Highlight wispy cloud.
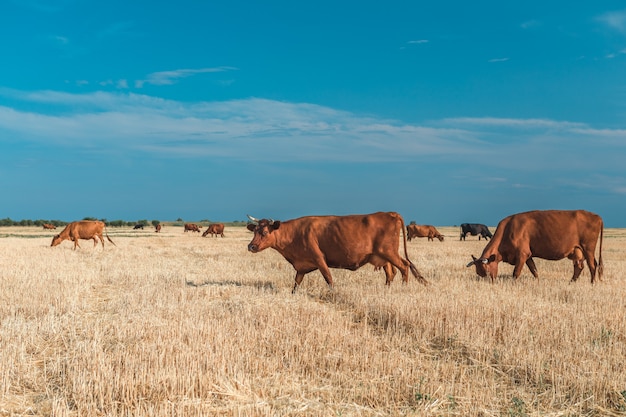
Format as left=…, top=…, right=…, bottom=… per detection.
left=97, top=21, right=135, bottom=40
left=0, top=90, right=624, bottom=189
left=135, top=67, right=238, bottom=88
left=408, top=40, right=429, bottom=44
left=605, top=48, right=626, bottom=58
left=520, top=20, right=540, bottom=30
left=597, top=9, right=626, bottom=33
left=0, top=88, right=625, bottom=211
left=488, top=57, right=509, bottom=63
left=53, top=35, right=69, bottom=45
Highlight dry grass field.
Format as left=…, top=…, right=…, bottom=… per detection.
left=1, top=224, right=625, bottom=416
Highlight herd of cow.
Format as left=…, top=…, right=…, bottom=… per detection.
left=45, top=209, right=604, bottom=292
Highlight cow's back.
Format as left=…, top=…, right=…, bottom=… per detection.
left=71, top=221, right=104, bottom=238
left=499, top=210, right=601, bottom=260
left=314, top=212, right=402, bottom=265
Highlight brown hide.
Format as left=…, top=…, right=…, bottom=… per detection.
left=51, top=221, right=116, bottom=249
left=407, top=224, right=444, bottom=241
left=468, top=210, right=603, bottom=283
left=42, top=223, right=56, bottom=230
left=247, top=212, right=428, bottom=292
left=155, top=224, right=162, bottom=232
left=202, top=223, right=225, bottom=237
left=184, top=223, right=202, bottom=233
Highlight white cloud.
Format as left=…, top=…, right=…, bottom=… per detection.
left=605, top=48, right=626, bottom=59
left=597, top=10, right=626, bottom=33
left=136, top=67, right=238, bottom=88
left=53, top=35, right=69, bottom=44
left=0, top=89, right=623, bottom=189
left=520, top=20, right=540, bottom=30
left=408, top=40, right=429, bottom=44
left=488, top=57, right=509, bottom=63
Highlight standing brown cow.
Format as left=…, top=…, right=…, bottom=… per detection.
left=155, top=224, right=162, bottom=233
left=246, top=212, right=428, bottom=293
left=42, top=223, right=56, bottom=230
left=407, top=224, right=444, bottom=241
left=466, top=210, right=603, bottom=283
left=202, top=223, right=225, bottom=237
left=51, top=220, right=116, bottom=250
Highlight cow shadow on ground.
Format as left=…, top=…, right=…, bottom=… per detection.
left=185, top=279, right=276, bottom=292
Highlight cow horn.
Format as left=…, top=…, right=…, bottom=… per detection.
left=247, top=214, right=259, bottom=223
left=466, top=260, right=475, bottom=267
left=481, top=258, right=489, bottom=264
left=269, top=218, right=274, bottom=225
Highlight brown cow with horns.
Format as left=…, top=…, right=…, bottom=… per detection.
left=246, top=212, right=428, bottom=293
left=466, top=210, right=603, bottom=283
left=51, top=220, right=116, bottom=250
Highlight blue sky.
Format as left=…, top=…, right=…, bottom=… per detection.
left=1, top=1, right=626, bottom=226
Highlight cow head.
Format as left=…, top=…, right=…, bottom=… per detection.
left=466, top=254, right=498, bottom=279
left=246, top=215, right=280, bottom=253
left=51, top=234, right=63, bottom=247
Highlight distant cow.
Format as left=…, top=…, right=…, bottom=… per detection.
left=133, top=224, right=144, bottom=230
left=42, top=223, right=56, bottom=230
left=407, top=224, right=444, bottom=242
left=155, top=224, right=162, bottom=233
left=202, top=223, right=225, bottom=238
left=51, top=220, right=116, bottom=250
left=460, top=223, right=493, bottom=241
left=184, top=223, right=202, bottom=233
left=246, top=212, right=428, bottom=293
left=466, top=210, right=603, bottom=283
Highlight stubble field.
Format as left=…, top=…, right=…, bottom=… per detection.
left=0, top=225, right=625, bottom=416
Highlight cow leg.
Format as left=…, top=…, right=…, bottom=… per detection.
left=383, top=263, right=397, bottom=285
left=292, top=272, right=306, bottom=294
left=570, top=259, right=584, bottom=282
left=583, top=250, right=598, bottom=284
left=525, top=258, right=539, bottom=278
left=512, top=258, right=527, bottom=279
left=317, top=264, right=334, bottom=289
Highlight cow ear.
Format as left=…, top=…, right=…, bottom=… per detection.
left=487, top=254, right=497, bottom=263
left=466, top=255, right=477, bottom=267
left=271, top=220, right=281, bottom=230
left=246, top=223, right=256, bottom=232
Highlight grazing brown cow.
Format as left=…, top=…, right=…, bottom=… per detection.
left=184, top=223, right=202, bottom=233
left=246, top=212, right=428, bottom=293
left=407, top=224, right=444, bottom=242
left=466, top=210, right=603, bottom=283
left=202, top=223, right=225, bottom=238
left=155, top=224, right=162, bottom=233
left=42, top=223, right=56, bottom=230
left=51, top=220, right=116, bottom=250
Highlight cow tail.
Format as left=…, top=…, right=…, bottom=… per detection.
left=105, top=227, right=117, bottom=247
left=400, top=217, right=429, bottom=286
left=597, top=222, right=604, bottom=279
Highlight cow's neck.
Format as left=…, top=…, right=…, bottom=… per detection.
left=480, top=231, right=503, bottom=261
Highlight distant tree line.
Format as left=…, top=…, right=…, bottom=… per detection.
left=0, top=217, right=161, bottom=227
left=0, top=217, right=249, bottom=227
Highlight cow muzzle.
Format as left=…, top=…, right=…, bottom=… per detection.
left=248, top=243, right=258, bottom=253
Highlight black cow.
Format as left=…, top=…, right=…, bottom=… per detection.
left=460, top=223, right=492, bottom=241
left=133, top=224, right=144, bottom=230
